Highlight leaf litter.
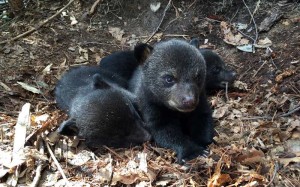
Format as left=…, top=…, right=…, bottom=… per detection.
left=0, top=0, right=299, bottom=186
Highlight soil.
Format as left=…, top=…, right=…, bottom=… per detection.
left=0, top=0, right=299, bottom=186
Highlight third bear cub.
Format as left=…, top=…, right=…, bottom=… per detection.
left=130, top=39, right=214, bottom=162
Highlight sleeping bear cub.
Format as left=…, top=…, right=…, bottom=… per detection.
left=55, top=67, right=151, bottom=148
left=129, top=39, right=214, bottom=162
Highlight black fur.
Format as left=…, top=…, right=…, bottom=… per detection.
left=130, top=39, right=214, bottom=162
left=55, top=68, right=151, bottom=148
left=99, top=43, right=153, bottom=83
left=100, top=40, right=236, bottom=93
left=55, top=66, right=127, bottom=112
left=190, top=38, right=237, bottom=91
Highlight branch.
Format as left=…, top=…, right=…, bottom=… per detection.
left=242, top=0, right=258, bottom=44
left=0, top=0, right=76, bottom=44
left=145, top=0, right=172, bottom=43
left=89, top=0, right=102, bottom=15
left=44, top=139, right=70, bottom=186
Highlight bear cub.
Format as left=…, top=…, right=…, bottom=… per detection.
left=190, top=38, right=236, bottom=92
left=99, top=39, right=236, bottom=93
left=55, top=67, right=151, bottom=148
left=130, top=39, right=214, bottom=162
left=55, top=66, right=128, bottom=112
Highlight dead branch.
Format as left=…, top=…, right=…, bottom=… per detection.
left=242, top=105, right=300, bottom=120
left=267, top=162, right=279, bottom=186
left=6, top=103, right=31, bottom=186
left=242, top=0, right=258, bottom=44
left=278, top=105, right=300, bottom=117
left=44, top=138, right=70, bottom=186
left=225, top=82, right=229, bottom=102
left=145, top=0, right=172, bottom=43
left=252, top=59, right=267, bottom=78
left=103, top=145, right=128, bottom=160
left=0, top=0, right=76, bottom=45
left=89, top=0, right=102, bottom=15
left=30, top=136, right=45, bottom=187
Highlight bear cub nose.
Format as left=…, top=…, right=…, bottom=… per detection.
left=182, top=96, right=196, bottom=107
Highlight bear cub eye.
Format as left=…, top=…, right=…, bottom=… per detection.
left=163, top=75, right=176, bottom=85
left=213, top=66, right=221, bottom=73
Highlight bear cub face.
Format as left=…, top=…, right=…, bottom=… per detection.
left=190, top=38, right=237, bottom=91
left=201, top=49, right=236, bottom=90
left=143, top=40, right=206, bottom=112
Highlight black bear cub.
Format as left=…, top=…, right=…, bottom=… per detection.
left=190, top=38, right=237, bottom=91
left=55, top=67, right=151, bottom=148
left=130, top=39, right=214, bottom=162
left=99, top=39, right=236, bottom=93
left=55, top=66, right=128, bottom=113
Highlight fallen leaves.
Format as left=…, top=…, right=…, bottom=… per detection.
left=220, top=21, right=273, bottom=52
left=17, top=81, right=42, bottom=94
left=108, top=26, right=125, bottom=42
left=220, top=21, right=249, bottom=46
left=275, top=69, right=296, bottom=83
left=236, top=148, right=265, bottom=165
left=207, top=156, right=232, bottom=187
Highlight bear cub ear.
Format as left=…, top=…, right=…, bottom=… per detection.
left=189, top=38, right=200, bottom=48
left=134, top=43, right=153, bottom=64
left=92, top=73, right=110, bottom=89
left=58, top=118, right=79, bottom=136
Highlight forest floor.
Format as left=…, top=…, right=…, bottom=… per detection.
left=0, top=0, right=299, bottom=186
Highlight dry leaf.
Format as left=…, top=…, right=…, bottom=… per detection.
left=150, top=2, right=161, bottom=12
left=220, top=21, right=250, bottom=46
left=17, top=82, right=42, bottom=94
left=42, top=64, right=52, bottom=75
left=236, top=148, right=265, bottom=165
left=213, top=106, right=228, bottom=119
left=208, top=173, right=232, bottom=187
left=279, top=157, right=300, bottom=167
left=0, top=81, right=12, bottom=91
left=68, top=150, right=93, bottom=166
left=138, top=152, right=147, bottom=173
left=254, top=37, right=272, bottom=48
left=233, top=80, right=249, bottom=90
left=70, top=15, right=78, bottom=25
left=275, top=69, right=295, bottom=83
left=108, top=26, right=124, bottom=41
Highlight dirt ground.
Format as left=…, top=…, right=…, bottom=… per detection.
left=0, top=0, right=299, bottom=186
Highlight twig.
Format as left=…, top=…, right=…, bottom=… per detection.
left=242, top=0, right=258, bottom=44
left=187, top=0, right=197, bottom=9
left=225, top=82, right=229, bottom=102
left=229, top=8, right=239, bottom=24
left=0, top=0, right=76, bottom=44
left=44, top=138, right=70, bottom=186
left=271, top=110, right=277, bottom=122
left=144, top=0, right=172, bottom=43
left=242, top=105, right=300, bottom=120
left=103, top=145, right=127, bottom=160
left=237, top=29, right=255, bottom=42
left=80, top=41, right=123, bottom=47
left=267, top=162, right=279, bottom=186
left=238, top=65, right=254, bottom=81
left=252, top=60, right=267, bottom=78
left=241, top=116, right=272, bottom=120
left=30, top=136, right=45, bottom=187
left=269, top=57, right=278, bottom=69
left=252, top=0, right=261, bottom=17
left=6, top=103, right=31, bottom=186
left=89, top=0, right=102, bottom=15
left=278, top=105, right=300, bottom=117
